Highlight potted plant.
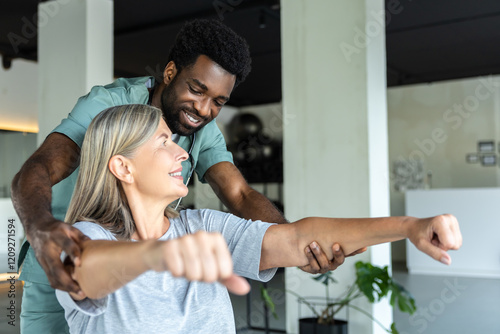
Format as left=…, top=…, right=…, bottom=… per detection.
left=287, top=261, right=417, bottom=334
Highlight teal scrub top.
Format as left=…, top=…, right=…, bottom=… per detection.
left=20, top=76, right=233, bottom=284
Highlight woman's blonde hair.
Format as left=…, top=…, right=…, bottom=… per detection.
left=65, top=104, right=178, bottom=240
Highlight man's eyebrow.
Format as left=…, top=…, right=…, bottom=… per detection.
left=191, top=78, right=208, bottom=91
left=191, top=78, right=230, bottom=102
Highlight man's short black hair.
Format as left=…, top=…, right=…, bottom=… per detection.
left=167, top=19, right=251, bottom=87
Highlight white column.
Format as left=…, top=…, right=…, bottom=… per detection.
left=38, top=0, right=113, bottom=145
left=281, top=0, right=391, bottom=333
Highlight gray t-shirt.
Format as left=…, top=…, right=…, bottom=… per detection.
left=56, top=209, right=277, bottom=334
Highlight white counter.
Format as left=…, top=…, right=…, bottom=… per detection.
left=406, top=188, right=500, bottom=278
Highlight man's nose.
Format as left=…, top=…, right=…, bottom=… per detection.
left=194, top=98, right=211, bottom=118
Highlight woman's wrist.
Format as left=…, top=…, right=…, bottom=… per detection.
left=400, top=216, right=419, bottom=239
left=141, top=240, right=163, bottom=271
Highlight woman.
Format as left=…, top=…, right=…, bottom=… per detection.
left=56, top=104, right=462, bottom=333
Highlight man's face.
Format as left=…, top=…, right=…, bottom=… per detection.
left=161, top=55, right=236, bottom=136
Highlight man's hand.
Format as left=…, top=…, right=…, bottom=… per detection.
left=28, top=219, right=89, bottom=294
left=299, top=242, right=367, bottom=274
left=408, top=214, right=462, bottom=265
left=148, top=231, right=250, bottom=295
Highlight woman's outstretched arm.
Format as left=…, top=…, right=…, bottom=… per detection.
left=259, top=214, right=462, bottom=271
left=67, top=231, right=250, bottom=300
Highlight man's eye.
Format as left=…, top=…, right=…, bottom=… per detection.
left=188, top=86, right=201, bottom=95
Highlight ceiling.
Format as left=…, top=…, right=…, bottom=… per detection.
left=1, top=0, right=500, bottom=107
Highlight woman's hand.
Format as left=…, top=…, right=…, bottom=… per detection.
left=146, top=231, right=250, bottom=295
left=407, top=214, right=463, bottom=265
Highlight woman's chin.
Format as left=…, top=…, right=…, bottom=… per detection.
left=165, top=186, right=189, bottom=205
left=177, top=186, right=189, bottom=199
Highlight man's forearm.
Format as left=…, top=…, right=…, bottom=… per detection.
left=11, top=161, right=58, bottom=239
left=231, top=188, right=288, bottom=224
left=11, top=133, right=80, bottom=238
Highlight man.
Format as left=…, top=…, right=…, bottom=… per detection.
left=11, top=19, right=349, bottom=333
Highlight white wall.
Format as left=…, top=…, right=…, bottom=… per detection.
left=38, top=0, right=113, bottom=144
left=0, top=59, right=39, bottom=197
left=0, top=132, right=37, bottom=198
left=0, top=59, right=38, bottom=132
left=388, top=75, right=500, bottom=261
left=406, top=188, right=500, bottom=278
left=282, top=0, right=390, bottom=333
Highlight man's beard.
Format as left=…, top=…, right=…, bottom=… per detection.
left=161, top=86, right=210, bottom=136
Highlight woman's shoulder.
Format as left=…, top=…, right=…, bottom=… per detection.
left=178, top=208, right=234, bottom=222
left=73, top=221, right=116, bottom=240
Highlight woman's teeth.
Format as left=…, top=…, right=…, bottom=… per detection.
left=185, top=112, right=200, bottom=123
left=169, top=172, right=182, bottom=177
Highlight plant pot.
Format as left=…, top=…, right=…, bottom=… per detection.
left=299, top=317, right=348, bottom=334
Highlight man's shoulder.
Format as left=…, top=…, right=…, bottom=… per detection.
left=103, top=76, right=152, bottom=90
left=85, top=76, right=152, bottom=104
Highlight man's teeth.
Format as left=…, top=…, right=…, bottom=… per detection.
left=185, top=112, right=200, bottom=123
left=169, top=172, right=182, bottom=177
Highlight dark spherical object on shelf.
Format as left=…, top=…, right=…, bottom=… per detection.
left=226, top=113, right=263, bottom=144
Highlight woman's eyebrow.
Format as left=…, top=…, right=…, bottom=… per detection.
left=157, top=132, right=170, bottom=140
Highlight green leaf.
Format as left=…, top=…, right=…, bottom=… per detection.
left=390, top=322, right=399, bottom=334
left=312, top=272, right=337, bottom=286
left=260, top=285, right=279, bottom=319
left=389, top=281, right=417, bottom=315
left=355, top=261, right=391, bottom=303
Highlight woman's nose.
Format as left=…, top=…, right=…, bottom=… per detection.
left=176, top=144, right=189, bottom=162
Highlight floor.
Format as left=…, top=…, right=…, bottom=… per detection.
left=392, top=269, right=500, bottom=334
left=1, top=267, right=498, bottom=334
left=232, top=266, right=500, bottom=334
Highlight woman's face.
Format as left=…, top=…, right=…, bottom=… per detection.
left=130, top=118, right=189, bottom=201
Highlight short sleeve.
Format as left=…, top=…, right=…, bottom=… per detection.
left=55, top=289, right=108, bottom=317
left=55, top=222, right=115, bottom=316
left=180, top=209, right=277, bottom=282
left=50, top=77, right=150, bottom=147
left=71, top=221, right=116, bottom=241
left=51, top=86, right=118, bottom=148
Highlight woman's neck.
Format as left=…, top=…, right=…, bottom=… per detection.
left=126, top=192, right=174, bottom=240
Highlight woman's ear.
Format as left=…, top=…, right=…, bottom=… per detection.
left=109, top=155, right=134, bottom=184
left=163, top=61, right=178, bottom=85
